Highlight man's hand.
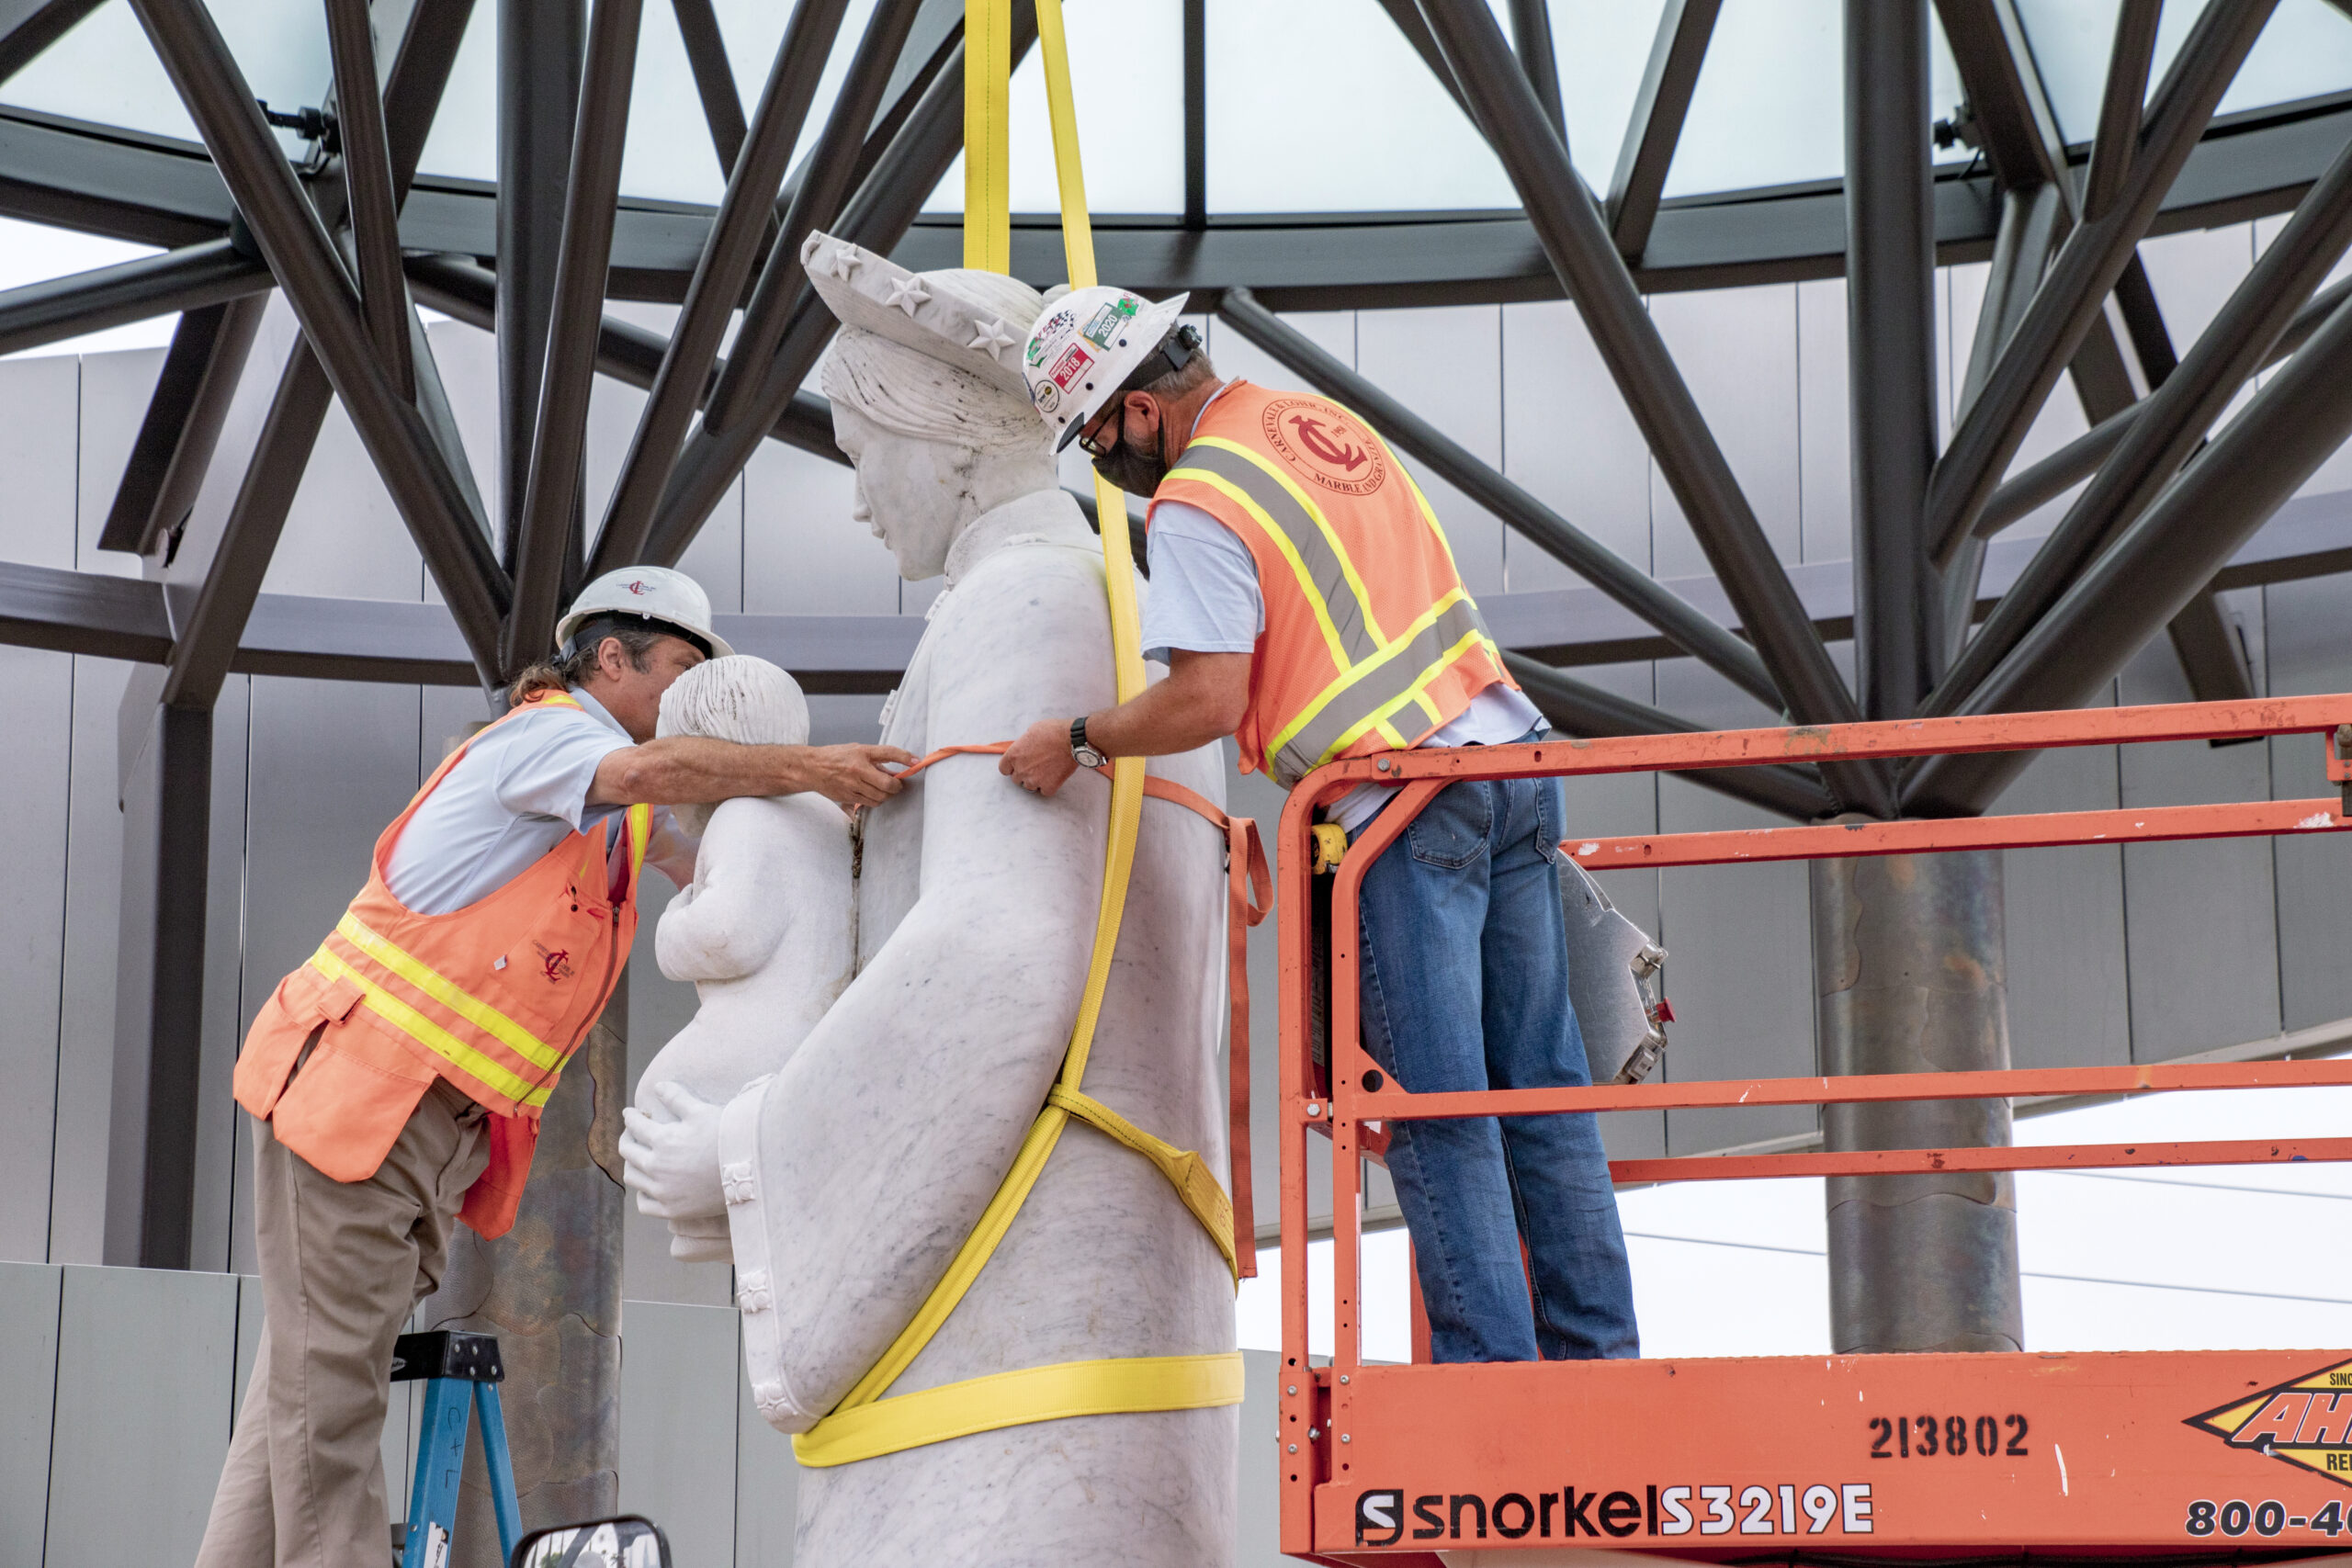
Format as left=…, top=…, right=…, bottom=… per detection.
left=792, top=742, right=919, bottom=808
left=1001, top=718, right=1082, bottom=797
left=618, top=1081, right=727, bottom=1219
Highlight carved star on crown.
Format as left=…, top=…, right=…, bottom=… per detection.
left=885, top=276, right=931, bottom=316
left=824, top=245, right=862, bottom=280
left=967, top=318, right=1017, bottom=357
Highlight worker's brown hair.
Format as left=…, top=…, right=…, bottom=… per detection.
left=506, top=615, right=667, bottom=706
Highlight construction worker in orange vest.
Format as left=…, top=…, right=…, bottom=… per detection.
left=1002, top=289, right=1640, bottom=1366
left=194, top=567, right=913, bottom=1568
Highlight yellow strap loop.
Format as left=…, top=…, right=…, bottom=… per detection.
left=1048, top=1086, right=1238, bottom=1280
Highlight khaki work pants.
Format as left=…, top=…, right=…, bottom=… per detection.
left=194, top=1076, right=490, bottom=1568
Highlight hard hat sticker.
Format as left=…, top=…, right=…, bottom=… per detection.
left=1027, top=309, right=1073, bottom=367
left=1048, top=342, right=1094, bottom=391
left=1081, top=297, right=1138, bottom=349
left=2188, top=1357, right=2352, bottom=1486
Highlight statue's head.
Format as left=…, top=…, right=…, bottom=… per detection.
left=657, top=655, right=810, bottom=831
left=806, top=233, right=1057, bottom=580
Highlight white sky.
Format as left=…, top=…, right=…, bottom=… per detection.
left=1241, top=1081, right=2352, bottom=1362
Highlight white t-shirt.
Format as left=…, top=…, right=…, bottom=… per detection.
left=1142, top=462, right=1543, bottom=833
left=385, top=686, right=698, bottom=915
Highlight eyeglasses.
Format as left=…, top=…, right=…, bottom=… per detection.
left=1076, top=403, right=1122, bottom=459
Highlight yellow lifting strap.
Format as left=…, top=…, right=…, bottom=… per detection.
left=793, top=0, right=1240, bottom=1470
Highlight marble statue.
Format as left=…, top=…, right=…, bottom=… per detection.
left=625, top=656, right=853, bottom=1261
left=622, top=233, right=1237, bottom=1566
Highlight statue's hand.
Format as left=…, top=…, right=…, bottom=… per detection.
left=619, top=1081, right=727, bottom=1219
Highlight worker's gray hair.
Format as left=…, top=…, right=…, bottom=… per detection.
left=1131, top=339, right=1217, bottom=403
left=507, top=615, right=667, bottom=706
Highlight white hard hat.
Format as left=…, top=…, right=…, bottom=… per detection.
left=1021, top=285, right=1193, bottom=451
left=555, top=566, right=734, bottom=661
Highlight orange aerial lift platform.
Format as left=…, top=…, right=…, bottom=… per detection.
left=1273, top=693, right=2352, bottom=1563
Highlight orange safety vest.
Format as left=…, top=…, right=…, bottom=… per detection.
left=232, top=690, right=651, bottom=1238
left=1149, top=380, right=1516, bottom=788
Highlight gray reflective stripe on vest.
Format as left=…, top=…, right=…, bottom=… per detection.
left=1170, top=442, right=1383, bottom=664
left=1272, top=595, right=1498, bottom=785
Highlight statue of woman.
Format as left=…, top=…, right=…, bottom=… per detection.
left=622, top=236, right=1238, bottom=1566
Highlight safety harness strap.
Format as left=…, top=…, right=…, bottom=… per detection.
left=1047, top=1085, right=1237, bottom=1279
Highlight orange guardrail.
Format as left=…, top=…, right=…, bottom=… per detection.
left=1273, top=694, right=2352, bottom=1563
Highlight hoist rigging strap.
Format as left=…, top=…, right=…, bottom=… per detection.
left=794, top=4, right=1230, bottom=1467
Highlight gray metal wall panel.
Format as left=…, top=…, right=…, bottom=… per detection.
left=1236, top=1348, right=1284, bottom=1567
left=1353, top=305, right=1505, bottom=596
left=1943, top=258, right=2098, bottom=543
left=744, top=442, right=888, bottom=616
left=1647, top=284, right=1801, bottom=579
left=1204, top=308, right=1353, bottom=391
left=1654, top=660, right=1815, bottom=1156
left=734, top=1351, right=799, bottom=1567
left=0, top=648, right=72, bottom=1263
left=240, top=678, right=424, bottom=1032
left=2139, top=222, right=2256, bottom=351
left=72, top=349, right=164, bottom=575
left=45, top=1264, right=236, bottom=1568
left=51, top=657, right=130, bottom=1265
left=262, top=397, right=426, bottom=601
left=1988, top=705, right=2131, bottom=1072
left=1225, top=757, right=1297, bottom=1243
left=0, top=355, right=80, bottom=570
left=2261, top=572, right=2352, bottom=1031
left=619, top=1301, right=740, bottom=1567
left=1796, top=277, right=1851, bottom=564
left=190, top=677, right=253, bottom=1273
left=2117, top=637, right=2283, bottom=1059
left=424, top=320, right=503, bottom=525
left=0, top=1262, right=59, bottom=1568
left=1500, top=299, right=1653, bottom=587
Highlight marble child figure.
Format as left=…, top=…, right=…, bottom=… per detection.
left=623, top=655, right=853, bottom=1262
left=620, top=234, right=1238, bottom=1566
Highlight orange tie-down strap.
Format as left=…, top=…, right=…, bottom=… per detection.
left=895, top=743, right=1270, bottom=1276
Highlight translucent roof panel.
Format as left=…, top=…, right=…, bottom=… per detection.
left=922, top=0, right=1183, bottom=216
left=0, top=0, right=328, bottom=161
left=2016, top=0, right=2352, bottom=147
left=1202, top=0, right=1517, bottom=213
left=1541, top=0, right=1671, bottom=191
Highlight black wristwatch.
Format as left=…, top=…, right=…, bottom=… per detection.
left=1070, top=716, right=1108, bottom=770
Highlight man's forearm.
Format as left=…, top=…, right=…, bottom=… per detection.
left=1083, top=680, right=1232, bottom=760
left=602, top=736, right=807, bottom=804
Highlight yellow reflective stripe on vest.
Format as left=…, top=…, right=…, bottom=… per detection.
left=792, top=1351, right=1243, bottom=1469
left=1268, top=591, right=1498, bottom=784
left=331, top=912, right=566, bottom=1075
left=304, top=948, right=555, bottom=1109
left=1171, top=440, right=1386, bottom=664
left=1047, top=1085, right=1237, bottom=1280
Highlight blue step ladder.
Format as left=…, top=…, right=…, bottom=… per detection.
left=393, top=1330, right=522, bottom=1568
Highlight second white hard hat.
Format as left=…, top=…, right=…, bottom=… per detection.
left=1022, top=285, right=1192, bottom=450
left=556, top=566, right=735, bottom=661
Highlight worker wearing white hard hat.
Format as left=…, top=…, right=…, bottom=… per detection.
left=1002, top=291, right=1641, bottom=1370
left=192, top=567, right=912, bottom=1568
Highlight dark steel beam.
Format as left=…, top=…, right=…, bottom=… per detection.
left=1928, top=125, right=2352, bottom=719
left=1974, top=272, right=2352, bottom=539
left=596, top=0, right=853, bottom=592
left=2112, top=253, right=2178, bottom=389
left=122, top=699, right=210, bottom=1269
left=1846, top=0, right=1940, bottom=721
left=1909, top=282, right=2352, bottom=817
left=384, top=0, right=476, bottom=194
left=1506, top=0, right=1564, bottom=143
left=671, top=0, right=748, bottom=175
left=1182, top=0, right=1204, bottom=230
left=1606, top=0, right=1718, bottom=260
left=1419, top=0, right=1890, bottom=815
left=2082, top=0, right=2163, bottom=223
left=1217, top=285, right=1778, bottom=707
left=0, top=0, right=100, bottom=86
left=498, top=0, right=586, bottom=571
left=622, top=0, right=960, bottom=575
left=505, top=0, right=644, bottom=678
left=324, top=0, right=415, bottom=400
left=1504, top=653, right=1835, bottom=822
left=0, top=238, right=268, bottom=357
left=96, top=294, right=267, bottom=557
left=128, top=0, right=508, bottom=675
left=1923, top=0, right=2278, bottom=567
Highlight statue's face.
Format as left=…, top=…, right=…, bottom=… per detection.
left=831, top=402, right=971, bottom=581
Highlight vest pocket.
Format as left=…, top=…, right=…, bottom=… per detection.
left=268, top=1032, right=437, bottom=1184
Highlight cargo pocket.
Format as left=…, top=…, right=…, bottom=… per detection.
left=233, top=969, right=367, bottom=1120
left=267, top=1032, right=437, bottom=1184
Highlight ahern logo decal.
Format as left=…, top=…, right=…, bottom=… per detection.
left=2188, top=1358, right=2352, bottom=1484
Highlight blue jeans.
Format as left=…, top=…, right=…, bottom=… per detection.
left=1351, top=744, right=1640, bottom=1363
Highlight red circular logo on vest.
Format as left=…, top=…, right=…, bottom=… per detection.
left=1261, top=398, right=1386, bottom=497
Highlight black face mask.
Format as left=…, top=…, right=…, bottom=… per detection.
left=1090, top=424, right=1171, bottom=497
